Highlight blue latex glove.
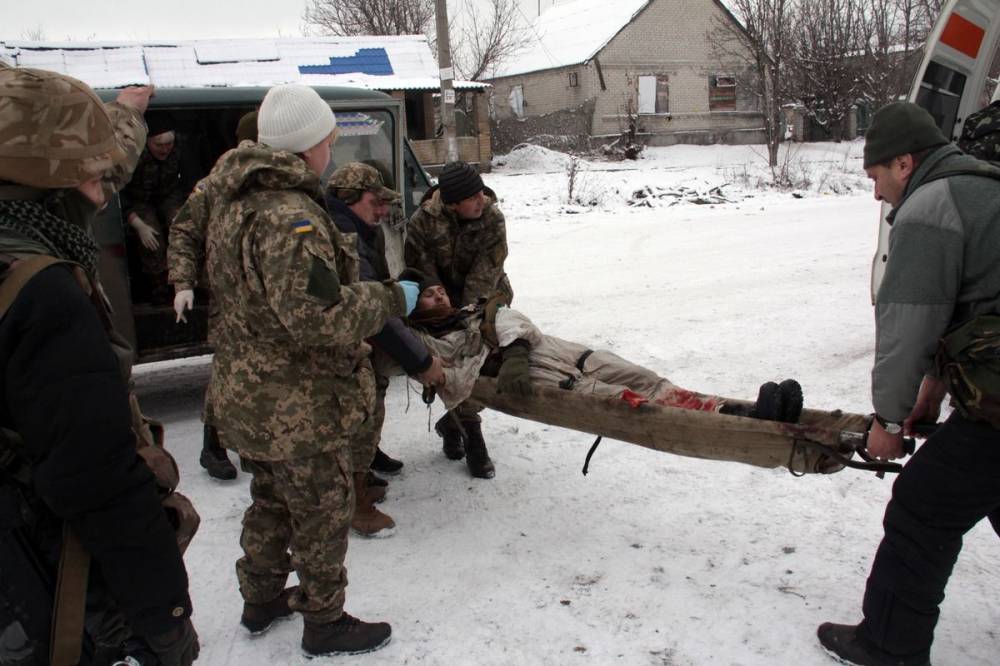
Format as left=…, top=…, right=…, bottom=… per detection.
left=399, top=280, right=420, bottom=315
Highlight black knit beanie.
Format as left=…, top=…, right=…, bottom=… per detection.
left=438, top=161, right=484, bottom=204
left=145, top=112, right=176, bottom=138
left=863, top=102, right=949, bottom=168
left=398, top=268, right=442, bottom=293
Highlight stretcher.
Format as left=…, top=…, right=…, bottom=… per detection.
left=471, top=378, right=905, bottom=476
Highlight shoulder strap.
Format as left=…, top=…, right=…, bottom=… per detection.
left=478, top=294, right=510, bottom=350
left=0, top=255, right=67, bottom=321
left=920, top=163, right=1000, bottom=187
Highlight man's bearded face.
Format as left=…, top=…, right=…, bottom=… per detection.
left=416, top=284, right=450, bottom=312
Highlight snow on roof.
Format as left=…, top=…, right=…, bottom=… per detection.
left=491, top=0, right=652, bottom=79
left=0, top=36, right=487, bottom=91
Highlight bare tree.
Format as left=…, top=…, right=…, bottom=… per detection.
left=452, top=0, right=532, bottom=80
left=20, top=24, right=47, bottom=41
left=787, top=0, right=866, bottom=140
left=713, top=0, right=795, bottom=167
left=303, top=0, right=435, bottom=37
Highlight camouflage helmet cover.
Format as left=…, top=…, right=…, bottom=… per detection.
left=0, top=66, right=126, bottom=188
left=328, top=161, right=400, bottom=202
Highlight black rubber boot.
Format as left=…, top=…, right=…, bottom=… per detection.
left=750, top=381, right=783, bottom=421
left=302, top=613, right=391, bottom=657
left=241, top=586, right=298, bottom=635
left=435, top=415, right=465, bottom=461
left=462, top=421, right=495, bottom=479
left=817, top=623, right=931, bottom=666
left=778, top=378, right=803, bottom=423
left=199, top=424, right=237, bottom=480
left=370, top=447, right=403, bottom=474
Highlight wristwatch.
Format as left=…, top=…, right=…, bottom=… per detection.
left=874, top=413, right=903, bottom=435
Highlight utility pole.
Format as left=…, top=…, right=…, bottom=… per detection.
left=435, top=0, right=459, bottom=162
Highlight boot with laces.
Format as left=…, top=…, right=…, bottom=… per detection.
left=301, top=613, right=391, bottom=657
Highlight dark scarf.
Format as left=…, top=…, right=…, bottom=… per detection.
left=407, top=303, right=474, bottom=337
left=0, top=189, right=100, bottom=276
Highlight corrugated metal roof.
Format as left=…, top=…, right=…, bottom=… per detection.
left=0, top=36, right=488, bottom=91
left=491, top=0, right=652, bottom=79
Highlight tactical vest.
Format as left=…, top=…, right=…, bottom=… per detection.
left=0, top=254, right=199, bottom=666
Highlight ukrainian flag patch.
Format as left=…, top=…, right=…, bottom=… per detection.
left=292, top=219, right=314, bottom=234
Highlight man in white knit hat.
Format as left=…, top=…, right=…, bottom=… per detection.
left=204, top=83, right=420, bottom=657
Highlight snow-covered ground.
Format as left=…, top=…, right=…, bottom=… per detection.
left=133, top=142, right=1000, bottom=665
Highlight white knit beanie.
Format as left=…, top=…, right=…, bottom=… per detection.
left=258, top=83, right=336, bottom=154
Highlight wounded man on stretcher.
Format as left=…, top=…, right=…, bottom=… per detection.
left=383, top=270, right=870, bottom=475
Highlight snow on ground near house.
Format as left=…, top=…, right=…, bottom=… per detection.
left=133, top=142, right=999, bottom=665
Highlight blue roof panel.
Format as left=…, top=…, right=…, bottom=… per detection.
left=298, top=48, right=394, bottom=76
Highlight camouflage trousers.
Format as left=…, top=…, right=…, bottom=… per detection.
left=236, top=447, right=354, bottom=623
left=350, top=370, right=389, bottom=471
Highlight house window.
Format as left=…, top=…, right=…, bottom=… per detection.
left=568, top=72, right=578, bottom=87
left=638, top=74, right=669, bottom=114
left=509, top=84, right=524, bottom=119
left=709, top=75, right=736, bottom=111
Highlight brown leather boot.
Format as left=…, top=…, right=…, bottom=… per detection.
left=241, top=586, right=298, bottom=635
left=301, top=613, right=391, bottom=656
left=351, top=472, right=395, bottom=538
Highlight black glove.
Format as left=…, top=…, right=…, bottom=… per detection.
left=144, top=618, right=199, bottom=666
left=496, top=340, right=533, bottom=397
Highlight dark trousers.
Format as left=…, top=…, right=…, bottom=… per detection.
left=860, top=413, right=1000, bottom=656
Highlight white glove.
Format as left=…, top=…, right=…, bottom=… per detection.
left=130, top=215, right=160, bottom=251
left=174, top=289, right=195, bottom=323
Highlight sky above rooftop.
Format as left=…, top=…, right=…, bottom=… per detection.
left=1, top=0, right=557, bottom=43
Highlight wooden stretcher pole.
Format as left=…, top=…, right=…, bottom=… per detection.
left=471, top=378, right=871, bottom=475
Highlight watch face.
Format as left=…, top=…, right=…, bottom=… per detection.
left=884, top=422, right=902, bottom=435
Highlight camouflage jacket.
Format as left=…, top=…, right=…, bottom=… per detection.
left=121, top=144, right=185, bottom=222
left=958, top=100, right=1000, bottom=163
left=404, top=186, right=513, bottom=307
left=103, top=101, right=147, bottom=197
left=167, top=174, right=216, bottom=291
left=205, top=142, right=407, bottom=461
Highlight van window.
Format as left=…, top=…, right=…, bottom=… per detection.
left=329, top=110, right=395, bottom=184
left=915, top=60, right=967, bottom=137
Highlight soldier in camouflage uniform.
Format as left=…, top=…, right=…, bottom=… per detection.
left=405, top=160, right=513, bottom=478
left=204, top=83, right=419, bottom=657
left=326, top=162, right=446, bottom=536
left=819, top=102, right=1000, bottom=666
left=958, top=99, right=1000, bottom=162
left=0, top=66, right=198, bottom=666
left=121, top=116, right=185, bottom=303
left=166, top=110, right=259, bottom=481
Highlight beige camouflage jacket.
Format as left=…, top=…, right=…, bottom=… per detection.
left=205, top=142, right=407, bottom=461
left=404, top=187, right=513, bottom=307
left=103, top=101, right=147, bottom=197
left=167, top=175, right=214, bottom=291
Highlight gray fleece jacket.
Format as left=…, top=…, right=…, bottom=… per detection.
left=873, top=145, right=1000, bottom=421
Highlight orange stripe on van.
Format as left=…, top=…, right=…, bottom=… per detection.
left=940, top=12, right=986, bottom=59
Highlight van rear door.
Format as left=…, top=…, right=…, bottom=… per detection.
left=871, top=0, right=1000, bottom=299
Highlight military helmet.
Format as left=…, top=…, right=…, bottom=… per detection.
left=327, top=161, right=400, bottom=203
left=0, top=66, right=125, bottom=188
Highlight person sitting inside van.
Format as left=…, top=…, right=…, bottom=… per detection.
left=122, top=114, right=185, bottom=304
left=390, top=269, right=803, bottom=425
